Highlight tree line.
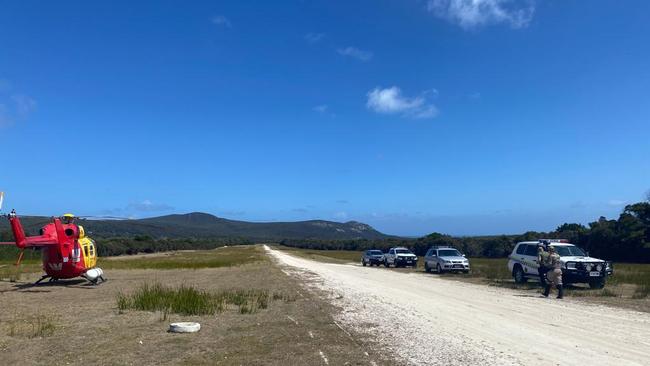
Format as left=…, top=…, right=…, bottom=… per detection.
left=280, top=200, right=650, bottom=263
left=1, top=199, right=649, bottom=263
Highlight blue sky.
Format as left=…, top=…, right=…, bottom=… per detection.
left=1, top=1, right=649, bottom=236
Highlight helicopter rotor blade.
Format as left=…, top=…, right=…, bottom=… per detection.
left=0, top=191, right=4, bottom=212
left=77, top=215, right=131, bottom=220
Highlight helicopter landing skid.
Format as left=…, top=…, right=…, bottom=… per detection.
left=84, top=275, right=107, bottom=286
left=33, top=275, right=57, bottom=285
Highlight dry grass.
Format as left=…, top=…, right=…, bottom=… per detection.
left=102, top=245, right=266, bottom=270
left=0, top=245, right=390, bottom=365
left=274, top=245, right=362, bottom=263
left=5, top=314, right=57, bottom=338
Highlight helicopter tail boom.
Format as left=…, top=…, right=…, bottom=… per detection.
left=2, top=211, right=58, bottom=248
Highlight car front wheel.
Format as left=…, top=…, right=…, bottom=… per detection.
left=436, top=264, right=443, bottom=274
left=513, top=266, right=527, bottom=283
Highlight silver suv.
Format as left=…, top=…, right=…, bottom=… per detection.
left=424, top=246, right=470, bottom=273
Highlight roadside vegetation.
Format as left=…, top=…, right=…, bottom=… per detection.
left=116, top=282, right=296, bottom=316
left=101, top=245, right=266, bottom=270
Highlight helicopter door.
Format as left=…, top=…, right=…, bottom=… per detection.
left=87, top=239, right=97, bottom=268
left=79, top=238, right=97, bottom=268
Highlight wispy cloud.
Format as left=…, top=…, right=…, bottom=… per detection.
left=337, top=46, right=373, bottom=62
left=313, top=105, right=328, bottom=113
left=427, top=0, right=535, bottom=29
left=607, top=199, right=626, bottom=207
left=304, top=33, right=325, bottom=43
left=126, top=200, right=174, bottom=212
left=219, top=209, right=246, bottom=216
left=366, top=86, right=439, bottom=119
left=11, top=95, right=36, bottom=117
left=333, top=211, right=348, bottom=220
left=0, top=83, right=37, bottom=128
left=211, top=15, right=232, bottom=28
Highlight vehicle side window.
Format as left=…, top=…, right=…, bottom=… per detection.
left=389, top=249, right=394, bottom=254
left=432, top=250, right=437, bottom=256
left=524, top=245, right=537, bottom=256
left=425, top=249, right=432, bottom=256
left=515, top=245, right=527, bottom=255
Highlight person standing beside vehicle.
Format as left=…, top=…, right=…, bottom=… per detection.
left=537, top=244, right=550, bottom=285
left=543, top=246, right=564, bottom=299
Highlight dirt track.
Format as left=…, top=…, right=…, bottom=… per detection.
left=267, top=246, right=650, bottom=366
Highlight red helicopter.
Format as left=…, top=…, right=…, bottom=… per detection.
left=0, top=193, right=106, bottom=285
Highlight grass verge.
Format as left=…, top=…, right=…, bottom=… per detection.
left=274, top=245, right=361, bottom=263
left=102, top=245, right=266, bottom=270
left=117, top=282, right=296, bottom=316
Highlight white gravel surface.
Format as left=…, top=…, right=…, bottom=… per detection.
left=266, top=246, right=650, bottom=366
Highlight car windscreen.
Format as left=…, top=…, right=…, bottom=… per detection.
left=438, top=249, right=461, bottom=257
left=395, top=249, right=412, bottom=254
left=553, top=245, right=586, bottom=257
left=368, top=250, right=383, bottom=255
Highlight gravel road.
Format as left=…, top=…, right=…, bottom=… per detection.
left=267, top=247, right=650, bottom=366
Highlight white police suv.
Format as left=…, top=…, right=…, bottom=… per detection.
left=507, top=240, right=612, bottom=289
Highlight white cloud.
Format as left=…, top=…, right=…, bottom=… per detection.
left=211, top=15, right=232, bottom=28
left=427, top=0, right=535, bottom=29
left=337, top=47, right=373, bottom=62
left=313, top=105, right=328, bottom=113
left=366, top=86, right=439, bottom=119
left=11, top=95, right=36, bottom=117
left=126, top=200, right=174, bottom=212
left=333, top=211, right=348, bottom=220
left=0, top=86, right=37, bottom=128
left=607, top=199, right=626, bottom=207
left=304, top=33, right=325, bottom=43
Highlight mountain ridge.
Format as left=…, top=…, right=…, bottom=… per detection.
left=0, top=212, right=391, bottom=240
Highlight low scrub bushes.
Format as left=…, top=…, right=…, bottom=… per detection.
left=117, top=282, right=292, bottom=316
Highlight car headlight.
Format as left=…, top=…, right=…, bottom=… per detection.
left=585, top=264, right=593, bottom=271
left=596, top=264, right=603, bottom=272
left=566, top=262, right=577, bottom=270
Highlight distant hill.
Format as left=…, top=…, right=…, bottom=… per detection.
left=0, top=212, right=390, bottom=240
